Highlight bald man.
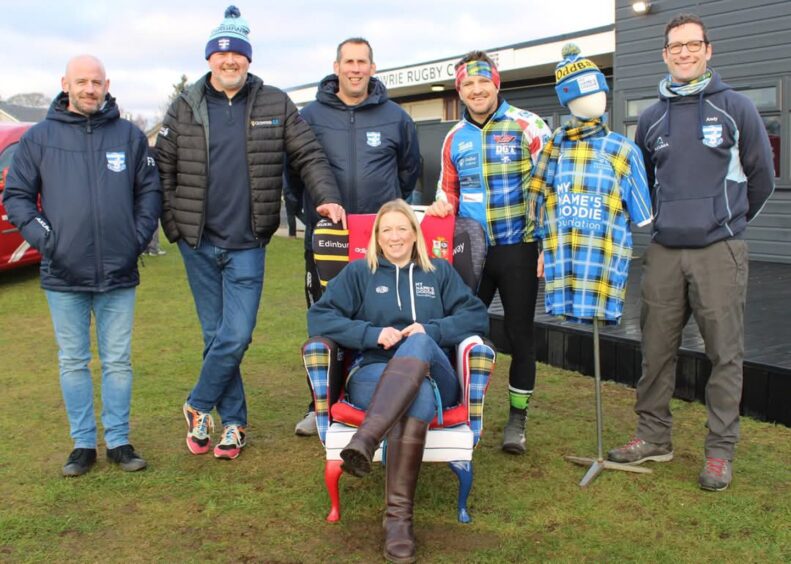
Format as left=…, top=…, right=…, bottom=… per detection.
left=4, top=55, right=161, bottom=477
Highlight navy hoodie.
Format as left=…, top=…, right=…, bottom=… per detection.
left=635, top=70, right=774, bottom=248
left=307, top=257, right=488, bottom=367
left=3, top=93, right=161, bottom=291
left=286, top=76, right=421, bottom=250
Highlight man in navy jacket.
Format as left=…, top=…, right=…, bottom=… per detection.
left=4, top=55, right=161, bottom=477
left=289, top=37, right=421, bottom=435
left=607, top=14, right=774, bottom=492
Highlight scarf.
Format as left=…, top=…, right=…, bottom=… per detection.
left=658, top=69, right=712, bottom=139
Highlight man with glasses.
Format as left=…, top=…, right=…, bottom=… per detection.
left=607, top=13, right=774, bottom=491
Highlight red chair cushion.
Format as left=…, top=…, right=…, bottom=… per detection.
left=330, top=400, right=469, bottom=429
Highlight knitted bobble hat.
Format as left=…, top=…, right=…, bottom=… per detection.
left=554, top=43, right=608, bottom=107
left=205, top=5, right=252, bottom=62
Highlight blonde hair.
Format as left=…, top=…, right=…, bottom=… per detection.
left=366, top=199, right=436, bottom=273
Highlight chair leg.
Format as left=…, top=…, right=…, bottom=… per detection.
left=325, top=460, right=343, bottom=522
left=448, top=460, right=473, bottom=523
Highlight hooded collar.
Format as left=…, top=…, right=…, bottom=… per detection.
left=315, top=74, right=389, bottom=110
left=47, top=92, right=120, bottom=129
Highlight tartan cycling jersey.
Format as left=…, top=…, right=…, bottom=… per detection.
left=437, top=101, right=550, bottom=245
left=528, top=121, right=653, bottom=324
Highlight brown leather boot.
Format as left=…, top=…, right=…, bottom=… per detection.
left=341, top=357, right=428, bottom=478
left=383, top=416, right=428, bottom=563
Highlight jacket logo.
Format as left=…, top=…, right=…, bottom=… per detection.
left=494, top=134, right=515, bottom=144
left=106, top=152, right=126, bottom=173
left=251, top=119, right=281, bottom=127
left=218, top=38, right=230, bottom=50
left=146, top=156, right=156, bottom=167
left=415, top=282, right=435, bottom=298
left=366, top=131, right=381, bottom=147
left=458, top=140, right=473, bottom=152
left=702, top=125, right=723, bottom=148
left=375, top=285, right=389, bottom=294
left=655, top=136, right=669, bottom=152
left=158, top=126, right=169, bottom=137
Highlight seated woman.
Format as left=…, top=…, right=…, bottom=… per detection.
left=308, top=199, right=488, bottom=563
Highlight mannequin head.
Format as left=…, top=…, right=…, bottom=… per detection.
left=568, top=91, right=606, bottom=120
left=554, top=43, right=608, bottom=115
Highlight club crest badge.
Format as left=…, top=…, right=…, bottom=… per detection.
left=702, top=125, right=723, bottom=148
left=106, top=152, right=126, bottom=173
left=218, top=38, right=230, bottom=50
left=366, top=131, right=381, bottom=147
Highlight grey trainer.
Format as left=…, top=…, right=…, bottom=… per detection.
left=699, top=457, right=732, bottom=492
left=502, top=409, right=527, bottom=455
left=607, top=437, right=673, bottom=465
left=62, top=448, right=97, bottom=477
left=107, top=444, right=147, bottom=472
left=294, top=411, right=318, bottom=436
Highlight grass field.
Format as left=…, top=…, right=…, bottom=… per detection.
left=0, top=235, right=789, bottom=563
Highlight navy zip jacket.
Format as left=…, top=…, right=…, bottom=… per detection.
left=307, top=257, right=488, bottom=367
left=287, top=76, right=421, bottom=250
left=635, top=70, right=774, bottom=248
left=3, top=93, right=161, bottom=291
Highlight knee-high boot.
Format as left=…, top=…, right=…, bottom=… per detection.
left=340, top=357, right=428, bottom=478
left=383, top=416, right=428, bottom=564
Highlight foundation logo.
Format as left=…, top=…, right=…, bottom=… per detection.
left=415, top=282, right=436, bottom=298
left=376, top=285, right=389, bottom=294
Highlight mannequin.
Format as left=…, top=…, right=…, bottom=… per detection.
left=528, top=43, right=654, bottom=485
left=529, top=43, right=653, bottom=325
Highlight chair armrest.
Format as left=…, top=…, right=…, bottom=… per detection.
left=302, top=336, right=344, bottom=445
left=455, top=336, right=496, bottom=447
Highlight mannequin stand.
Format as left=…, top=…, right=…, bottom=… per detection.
left=565, top=318, right=652, bottom=486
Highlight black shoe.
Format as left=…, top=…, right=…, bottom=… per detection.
left=62, top=448, right=97, bottom=477
left=106, top=444, right=147, bottom=472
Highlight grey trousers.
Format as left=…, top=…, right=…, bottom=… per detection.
left=636, top=240, right=748, bottom=460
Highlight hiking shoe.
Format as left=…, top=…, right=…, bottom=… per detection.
left=214, top=424, right=246, bottom=460
left=294, top=411, right=318, bottom=436
left=607, top=437, right=673, bottom=465
left=106, top=444, right=147, bottom=472
left=62, top=448, right=97, bottom=477
left=183, top=402, right=214, bottom=455
left=502, top=409, right=527, bottom=455
left=699, top=457, right=732, bottom=492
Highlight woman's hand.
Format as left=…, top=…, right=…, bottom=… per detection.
left=401, top=323, right=425, bottom=337
left=378, top=326, right=403, bottom=350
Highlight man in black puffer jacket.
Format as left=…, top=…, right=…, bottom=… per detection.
left=4, top=55, right=161, bottom=477
left=155, top=6, right=344, bottom=460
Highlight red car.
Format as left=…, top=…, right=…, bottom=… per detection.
left=0, top=122, right=41, bottom=271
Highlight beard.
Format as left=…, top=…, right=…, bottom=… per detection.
left=69, top=92, right=103, bottom=116
left=213, top=71, right=247, bottom=93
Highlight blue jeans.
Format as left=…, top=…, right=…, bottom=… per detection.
left=178, top=240, right=265, bottom=427
left=45, top=288, right=136, bottom=450
left=347, top=333, right=459, bottom=423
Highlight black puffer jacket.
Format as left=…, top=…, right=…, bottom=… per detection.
left=156, top=73, right=341, bottom=246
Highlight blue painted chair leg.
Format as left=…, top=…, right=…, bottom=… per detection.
left=448, top=460, right=473, bottom=523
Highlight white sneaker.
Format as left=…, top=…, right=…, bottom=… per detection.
left=294, top=411, right=318, bottom=436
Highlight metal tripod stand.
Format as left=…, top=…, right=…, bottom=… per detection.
left=565, top=318, right=652, bottom=486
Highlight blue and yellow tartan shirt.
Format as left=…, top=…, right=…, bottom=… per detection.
left=528, top=120, right=653, bottom=324
left=437, top=101, right=550, bottom=245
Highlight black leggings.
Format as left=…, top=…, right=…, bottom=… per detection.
left=477, top=242, right=539, bottom=393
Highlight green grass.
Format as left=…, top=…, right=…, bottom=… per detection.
left=0, top=236, right=789, bottom=563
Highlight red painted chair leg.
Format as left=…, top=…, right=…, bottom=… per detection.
left=325, top=460, right=343, bottom=522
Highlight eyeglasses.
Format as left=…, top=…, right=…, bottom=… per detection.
left=665, top=40, right=707, bottom=54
